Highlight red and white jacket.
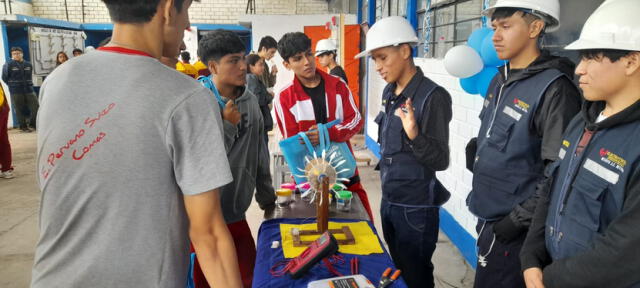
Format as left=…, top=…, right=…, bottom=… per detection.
left=275, top=69, right=362, bottom=142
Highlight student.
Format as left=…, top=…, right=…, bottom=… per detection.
left=0, top=83, right=12, bottom=179
left=315, top=38, right=348, bottom=84
left=2, top=47, right=38, bottom=132
left=176, top=50, right=198, bottom=78
left=256, top=36, right=278, bottom=90
left=275, top=32, right=373, bottom=220
left=355, top=16, right=452, bottom=288
left=31, top=1, right=242, bottom=287
left=521, top=0, right=640, bottom=287
left=194, top=29, right=276, bottom=288
left=465, top=0, right=582, bottom=287
left=55, top=51, right=69, bottom=67
left=72, top=48, right=83, bottom=57
left=246, top=53, right=274, bottom=140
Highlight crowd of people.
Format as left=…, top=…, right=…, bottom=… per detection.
left=1, top=0, right=639, bottom=287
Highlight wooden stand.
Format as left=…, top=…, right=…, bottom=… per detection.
left=291, top=175, right=356, bottom=247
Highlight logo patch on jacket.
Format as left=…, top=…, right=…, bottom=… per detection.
left=513, top=98, right=529, bottom=113
left=484, top=93, right=493, bottom=108
left=600, top=148, right=626, bottom=173
left=584, top=158, right=619, bottom=184
left=563, top=140, right=570, bottom=148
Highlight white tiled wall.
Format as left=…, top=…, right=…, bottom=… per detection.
left=365, top=57, right=483, bottom=237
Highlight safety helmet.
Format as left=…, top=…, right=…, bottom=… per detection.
left=354, top=16, right=419, bottom=59
left=483, top=0, right=560, bottom=32
left=315, top=39, right=337, bottom=57
left=565, top=0, right=640, bottom=51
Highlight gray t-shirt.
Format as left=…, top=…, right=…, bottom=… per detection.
left=31, top=50, right=232, bottom=287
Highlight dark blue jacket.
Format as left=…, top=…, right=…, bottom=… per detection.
left=468, top=68, right=567, bottom=220
left=467, top=53, right=581, bottom=230
left=2, top=59, right=34, bottom=94
left=375, top=67, right=451, bottom=206
left=521, top=100, right=640, bottom=288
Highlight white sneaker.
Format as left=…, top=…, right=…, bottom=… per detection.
left=0, top=170, right=14, bottom=179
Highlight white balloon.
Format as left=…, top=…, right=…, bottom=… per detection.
left=443, top=45, right=484, bottom=78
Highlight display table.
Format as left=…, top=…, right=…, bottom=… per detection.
left=254, top=196, right=407, bottom=288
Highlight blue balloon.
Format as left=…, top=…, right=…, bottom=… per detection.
left=460, top=76, right=479, bottom=95
left=475, top=66, right=499, bottom=98
left=481, top=31, right=505, bottom=67
left=467, top=28, right=492, bottom=54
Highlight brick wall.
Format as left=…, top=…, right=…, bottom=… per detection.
left=365, top=57, right=482, bottom=237
left=27, top=0, right=329, bottom=23
left=1, top=1, right=34, bottom=16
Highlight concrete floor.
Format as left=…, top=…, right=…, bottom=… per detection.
left=0, top=130, right=474, bottom=288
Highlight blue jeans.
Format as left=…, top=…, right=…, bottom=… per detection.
left=380, top=200, right=439, bottom=288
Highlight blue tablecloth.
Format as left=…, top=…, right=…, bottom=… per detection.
left=252, top=218, right=408, bottom=288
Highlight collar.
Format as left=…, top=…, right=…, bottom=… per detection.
left=97, top=46, right=154, bottom=58
left=387, top=67, right=424, bottom=100
left=293, top=68, right=333, bottom=97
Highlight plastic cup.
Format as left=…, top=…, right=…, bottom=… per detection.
left=275, top=189, right=293, bottom=207
left=336, top=190, right=353, bottom=212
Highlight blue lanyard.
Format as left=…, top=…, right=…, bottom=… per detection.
left=199, top=75, right=227, bottom=110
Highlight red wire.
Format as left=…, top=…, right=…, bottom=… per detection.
left=269, top=260, right=293, bottom=277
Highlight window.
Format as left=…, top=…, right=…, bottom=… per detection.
left=418, top=0, right=483, bottom=58
left=362, top=0, right=368, bottom=23
left=374, top=0, right=408, bottom=19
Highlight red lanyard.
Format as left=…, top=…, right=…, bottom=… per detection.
left=97, top=46, right=154, bottom=58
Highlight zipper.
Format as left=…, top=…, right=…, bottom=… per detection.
left=552, top=129, right=599, bottom=248
left=382, top=95, right=401, bottom=154
left=485, top=83, right=506, bottom=138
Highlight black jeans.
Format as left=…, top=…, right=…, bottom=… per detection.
left=474, top=220, right=526, bottom=288
left=10, top=92, right=38, bottom=129
left=381, top=200, right=439, bottom=288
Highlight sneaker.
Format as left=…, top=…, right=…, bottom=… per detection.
left=0, top=170, right=14, bottom=179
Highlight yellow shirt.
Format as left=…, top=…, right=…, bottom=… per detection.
left=0, top=87, right=5, bottom=107
left=175, top=62, right=198, bottom=78
left=193, top=60, right=208, bottom=76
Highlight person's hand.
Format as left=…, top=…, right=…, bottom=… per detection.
left=395, top=98, right=418, bottom=140
left=300, top=125, right=320, bottom=146
left=271, top=65, right=278, bottom=75
left=223, top=100, right=241, bottom=125
left=523, top=268, right=545, bottom=288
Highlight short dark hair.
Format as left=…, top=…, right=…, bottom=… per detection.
left=101, top=0, right=190, bottom=24
left=73, top=48, right=83, bottom=54
left=277, top=32, right=311, bottom=62
left=258, top=36, right=277, bottom=51
left=317, top=50, right=336, bottom=60
left=579, top=49, right=635, bottom=63
left=492, top=7, right=542, bottom=25
left=10, top=47, right=22, bottom=53
left=180, top=51, right=191, bottom=62
left=198, top=30, right=246, bottom=63
left=246, top=54, right=262, bottom=73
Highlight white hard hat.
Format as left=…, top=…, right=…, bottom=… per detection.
left=483, top=0, right=560, bottom=32
left=565, top=0, right=640, bottom=51
left=354, top=16, right=419, bottom=59
left=315, top=39, right=337, bottom=57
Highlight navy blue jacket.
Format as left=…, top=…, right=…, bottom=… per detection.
left=2, top=59, right=34, bottom=94
left=522, top=100, right=640, bottom=288
left=467, top=52, right=581, bottom=242
left=375, top=67, right=451, bottom=206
